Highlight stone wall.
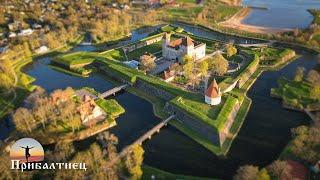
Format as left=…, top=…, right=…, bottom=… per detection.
left=237, top=53, right=259, bottom=88
left=134, top=79, right=175, bottom=101
left=165, top=103, right=221, bottom=145
left=123, top=36, right=163, bottom=53
left=218, top=101, right=241, bottom=144
left=165, top=98, right=241, bottom=146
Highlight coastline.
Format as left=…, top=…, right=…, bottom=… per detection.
left=219, top=8, right=294, bottom=34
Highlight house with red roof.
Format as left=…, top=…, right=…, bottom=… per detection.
left=162, top=33, right=206, bottom=62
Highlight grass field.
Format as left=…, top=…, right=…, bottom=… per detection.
left=271, top=77, right=318, bottom=109
left=127, top=41, right=163, bottom=60
left=54, top=52, right=95, bottom=68
left=96, top=98, right=125, bottom=117
left=100, top=48, right=127, bottom=61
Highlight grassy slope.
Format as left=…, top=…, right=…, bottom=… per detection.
left=96, top=98, right=125, bottom=117
left=54, top=51, right=95, bottom=67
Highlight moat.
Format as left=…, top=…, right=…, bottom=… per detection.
left=0, top=23, right=317, bottom=179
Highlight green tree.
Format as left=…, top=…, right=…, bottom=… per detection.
left=124, top=144, right=144, bottom=179
left=182, top=55, right=194, bottom=79
left=210, top=53, right=229, bottom=75
left=258, top=168, right=270, bottom=180
left=198, top=60, right=209, bottom=77
left=234, top=165, right=259, bottom=180
left=226, top=44, right=237, bottom=57
left=310, top=85, right=320, bottom=100
left=294, top=67, right=305, bottom=82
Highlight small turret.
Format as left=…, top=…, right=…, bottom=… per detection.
left=204, top=79, right=222, bottom=105
left=162, top=33, right=171, bottom=46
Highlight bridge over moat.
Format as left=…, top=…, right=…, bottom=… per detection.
left=105, top=115, right=175, bottom=168
left=96, top=84, right=129, bottom=99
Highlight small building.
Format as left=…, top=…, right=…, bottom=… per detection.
left=285, top=160, right=308, bottom=180
left=163, top=63, right=178, bottom=82
left=9, top=32, right=17, bottom=38
left=18, top=29, right=34, bottom=36
left=162, top=33, right=206, bottom=62
left=123, top=60, right=140, bottom=69
left=205, top=79, right=221, bottom=105
left=77, top=95, right=106, bottom=124
left=35, top=46, right=49, bottom=54
left=32, top=23, right=42, bottom=29
left=163, top=69, right=175, bottom=82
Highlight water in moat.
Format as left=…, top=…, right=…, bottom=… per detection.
left=0, top=24, right=317, bottom=179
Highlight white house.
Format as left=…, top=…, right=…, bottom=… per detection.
left=35, top=46, right=49, bottom=54
left=18, top=29, right=34, bottom=36
left=9, top=32, right=17, bottom=38
left=205, top=79, right=222, bottom=105
left=162, top=33, right=206, bottom=62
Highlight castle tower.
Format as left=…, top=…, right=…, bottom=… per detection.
left=182, top=36, right=194, bottom=58
left=162, top=33, right=171, bottom=58
left=204, top=79, right=222, bottom=105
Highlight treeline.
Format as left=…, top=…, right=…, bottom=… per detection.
left=0, top=131, right=145, bottom=179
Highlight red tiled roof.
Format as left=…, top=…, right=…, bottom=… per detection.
left=169, top=39, right=182, bottom=48
left=168, top=36, right=194, bottom=48
left=205, top=79, right=220, bottom=98
left=283, top=160, right=308, bottom=180
left=163, top=70, right=175, bottom=80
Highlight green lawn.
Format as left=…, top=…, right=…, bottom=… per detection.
left=95, top=98, right=125, bottom=117
left=54, top=51, right=95, bottom=68
left=271, top=77, right=319, bottom=109
left=176, top=0, right=197, bottom=4
left=100, top=48, right=127, bottom=61
left=127, top=41, right=163, bottom=60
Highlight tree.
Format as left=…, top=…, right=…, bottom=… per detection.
left=258, top=168, right=271, bottom=180
left=306, top=70, right=320, bottom=86
left=188, top=72, right=200, bottom=89
left=182, top=55, right=194, bottom=79
left=46, top=140, right=75, bottom=163
left=226, top=44, right=237, bottom=57
left=233, top=165, right=259, bottom=180
left=210, top=53, right=229, bottom=75
left=124, top=144, right=144, bottom=179
left=310, top=85, right=320, bottom=101
left=139, top=55, right=156, bottom=73
left=290, top=126, right=320, bottom=163
left=294, top=67, right=305, bottom=82
left=267, top=160, right=291, bottom=179
left=198, top=60, right=209, bottom=77
left=13, top=108, right=36, bottom=133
